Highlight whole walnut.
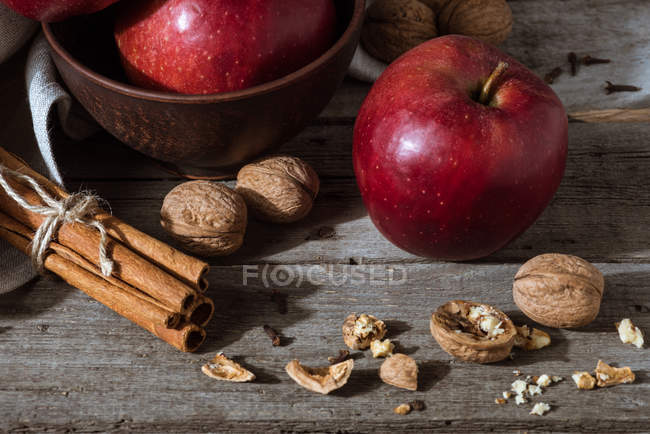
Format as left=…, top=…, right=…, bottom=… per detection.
left=513, top=254, right=604, bottom=328
left=438, top=0, right=513, bottom=46
left=236, top=156, right=319, bottom=224
left=362, top=0, right=438, bottom=63
left=160, top=181, right=247, bottom=256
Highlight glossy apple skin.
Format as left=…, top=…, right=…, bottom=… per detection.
left=353, top=35, right=568, bottom=261
left=114, top=0, right=337, bottom=95
left=0, top=0, right=118, bottom=21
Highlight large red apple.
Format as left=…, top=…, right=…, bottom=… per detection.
left=353, top=35, right=568, bottom=261
left=114, top=0, right=337, bottom=95
left=0, top=0, right=118, bottom=21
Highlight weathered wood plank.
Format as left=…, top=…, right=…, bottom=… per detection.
left=58, top=122, right=650, bottom=264
left=1, top=263, right=647, bottom=432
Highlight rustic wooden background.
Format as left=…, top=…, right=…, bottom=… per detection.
left=1, top=0, right=649, bottom=432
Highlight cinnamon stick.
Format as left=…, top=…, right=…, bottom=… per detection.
left=0, top=147, right=209, bottom=292
left=0, top=212, right=205, bottom=352
left=185, top=294, right=215, bottom=328
left=0, top=173, right=196, bottom=313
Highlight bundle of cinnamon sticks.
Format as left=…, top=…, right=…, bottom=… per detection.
left=0, top=147, right=213, bottom=352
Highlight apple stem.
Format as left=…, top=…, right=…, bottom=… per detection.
left=479, top=61, right=509, bottom=105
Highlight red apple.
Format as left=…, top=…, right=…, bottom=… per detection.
left=353, top=35, right=568, bottom=261
left=114, top=0, right=337, bottom=95
left=0, top=0, right=118, bottom=21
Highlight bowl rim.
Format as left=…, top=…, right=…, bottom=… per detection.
left=42, top=0, right=365, bottom=104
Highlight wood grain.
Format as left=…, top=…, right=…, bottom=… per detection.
left=1, top=0, right=649, bottom=432
left=0, top=263, right=648, bottom=432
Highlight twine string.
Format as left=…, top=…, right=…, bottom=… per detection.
left=0, top=164, right=114, bottom=276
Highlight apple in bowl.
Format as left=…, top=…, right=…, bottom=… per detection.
left=114, top=0, right=337, bottom=94
left=353, top=35, right=568, bottom=261
left=0, top=0, right=118, bottom=21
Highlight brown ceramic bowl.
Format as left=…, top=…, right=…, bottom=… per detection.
left=43, top=0, right=364, bottom=176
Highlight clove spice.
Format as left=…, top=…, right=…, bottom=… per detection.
left=544, top=67, right=562, bottom=84
left=263, top=324, right=281, bottom=346
left=568, top=52, right=578, bottom=75
left=582, top=55, right=611, bottom=65
left=604, top=81, right=641, bottom=94
left=328, top=349, right=350, bottom=364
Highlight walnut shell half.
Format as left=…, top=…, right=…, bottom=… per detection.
left=430, top=300, right=516, bottom=363
left=513, top=254, right=604, bottom=328
left=362, top=0, right=438, bottom=63
left=236, top=156, right=319, bottom=224
left=160, top=181, right=247, bottom=256
left=285, top=359, right=354, bottom=394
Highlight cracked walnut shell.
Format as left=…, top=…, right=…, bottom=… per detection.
left=160, top=181, right=247, bottom=256
left=513, top=254, right=604, bottom=328
left=201, top=353, right=255, bottom=382
left=430, top=300, right=516, bottom=363
left=342, top=313, right=387, bottom=350
left=285, top=359, right=353, bottom=394
left=236, top=156, right=319, bottom=223
left=379, top=353, right=418, bottom=391
left=361, top=0, right=438, bottom=63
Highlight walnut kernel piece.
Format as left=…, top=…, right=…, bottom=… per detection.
left=494, top=398, right=507, bottom=405
left=201, top=354, right=255, bottom=382
left=513, top=254, right=604, bottom=328
left=536, top=374, right=552, bottom=387
left=161, top=181, right=247, bottom=256
left=514, top=325, right=551, bottom=350
left=394, top=403, right=412, bottom=415
left=530, top=402, right=551, bottom=416
left=615, top=318, right=644, bottom=348
left=379, top=353, right=418, bottom=391
left=370, top=339, right=395, bottom=358
left=236, top=155, right=319, bottom=223
left=572, top=371, right=596, bottom=390
left=285, top=359, right=353, bottom=395
left=430, top=300, right=516, bottom=363
left=595, top=360, right=635, bottom=387
left=342, top=313, right=387, bottom=350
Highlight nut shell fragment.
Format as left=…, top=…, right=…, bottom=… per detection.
left=430, top=300, right=516, bottom=363
left=285, top=359, right=353, bottom=395
left=513, top=254, right=604, bottom=328
left=201, top=354, right=255, bottom=382
left=595, top=360, right=635, bottom=387
left=342, top=313, right=387, bottom=350
left=379, top=353, right=418, bottom=391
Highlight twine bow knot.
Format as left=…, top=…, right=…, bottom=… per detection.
left=0, top=165, right=114, bottom=276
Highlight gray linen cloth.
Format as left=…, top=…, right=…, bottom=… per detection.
left=0, top=4, right=96, bottom=294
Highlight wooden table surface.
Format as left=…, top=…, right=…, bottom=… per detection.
left=1, top=1, right=649, bottom=432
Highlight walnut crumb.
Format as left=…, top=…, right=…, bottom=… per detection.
left=409, top=400, right=425, bottom=411
left=514, top=325, right=550, bottom=350
left=572, top=371, right=596, bottom=390
left=370, top=338, right=395, bottom=358
left=513, top=369, right=522, bottom=376
left=536, top=374, right=552, bottom=387
left=551, top=376, right=563, bottom=383
left=615, top=318, right=644, bottom=348
left=530, top=402, right=551, bottom=416
left=515, top=394, right=527, bottom=405
left=503, top=391, right=512, bottom=399
left=394, top=403, right=412, bottom=415
left=495, top=398, right=507, bottom=405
